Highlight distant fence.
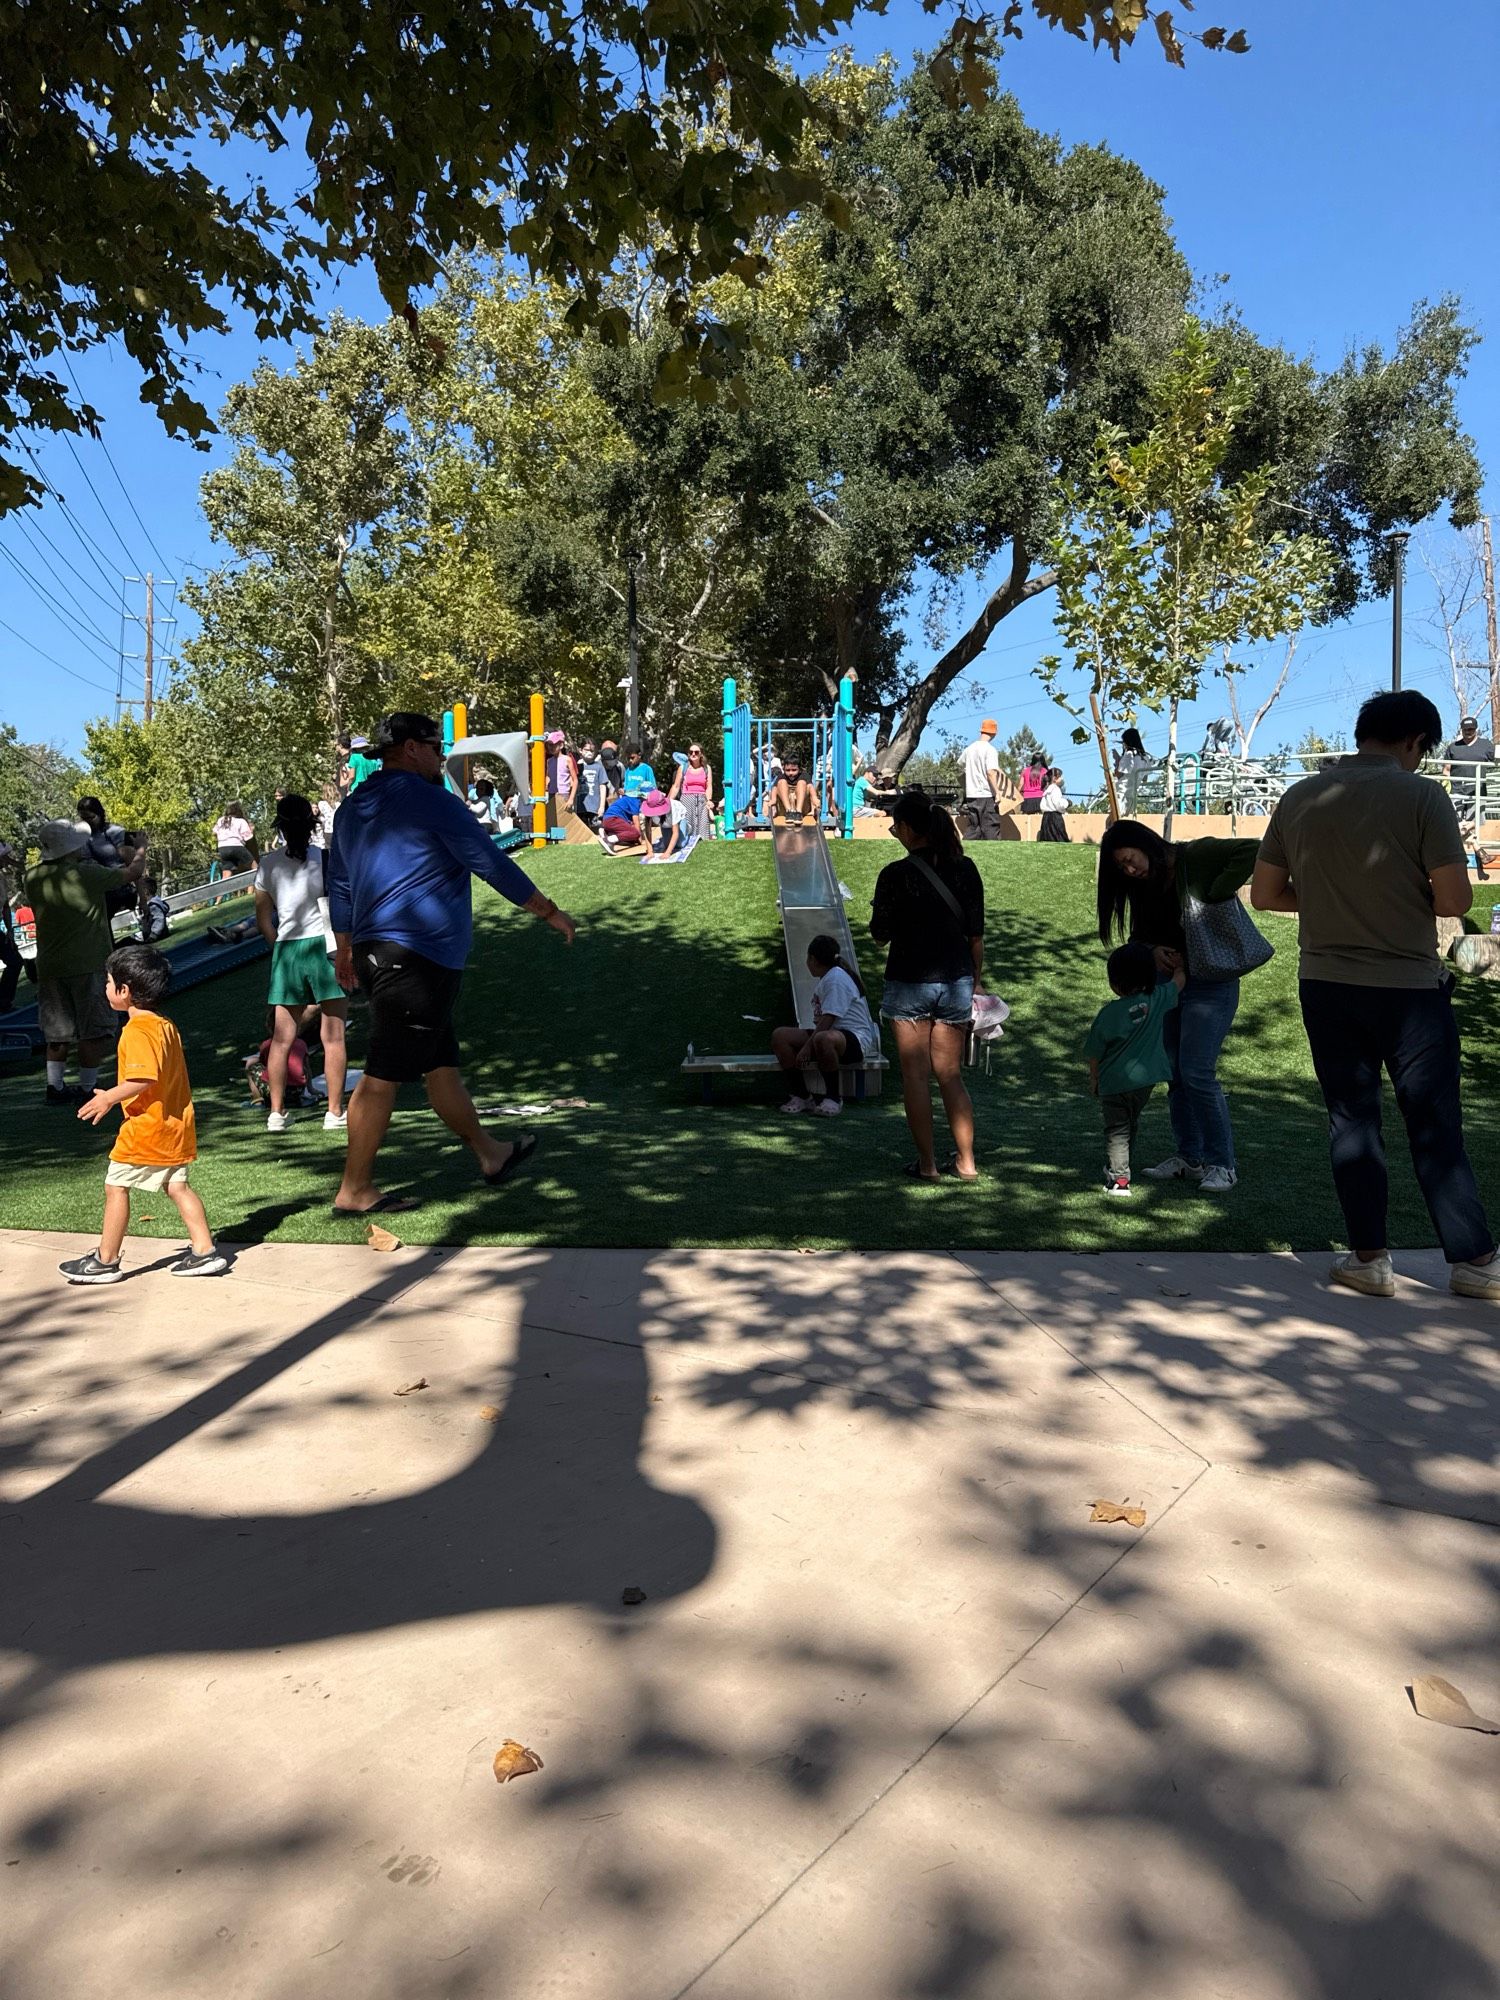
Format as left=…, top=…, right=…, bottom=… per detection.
left=1079, top=755, right=1500, bottom=822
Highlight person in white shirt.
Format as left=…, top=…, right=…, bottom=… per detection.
left=253, top=793, right=349, bottom=1134
left=771, top=933, right=879, bottom=1117
left=960, top=720, right=1008, bottom=839
left=212, top=803, right=259, bottom=874
left=1039, top=768, right=1071, bottom=843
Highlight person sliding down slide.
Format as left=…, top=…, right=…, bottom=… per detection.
left=326, top=711, right=578, bottom=1218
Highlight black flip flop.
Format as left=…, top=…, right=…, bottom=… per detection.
left=484, top=1132, right=539, bottom=1188
left=943, top=1154, right=981, bottom=1181
left=902, top=1159, right=942, bottom=1183
left=330, top=1193, right=423, bottom=1218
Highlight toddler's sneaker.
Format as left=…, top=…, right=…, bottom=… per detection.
left=59, top=1251, right=123, bottom=1285
left=1142, top=1154, right=1204, bottom=1182
left=780, top=1095, right=812, bottom=1114
left=812, top=1097, right=842, bottom=1118
left=323, top=1110, right=348, bottom=1131
left=1450, top=1257, right=1500, bottom=1301
left=266, top=1109, right=291, bottom=1133
left=1103, top=1177, right=1133, bottom=1199
left=1199, top=1166, right=1238, bottom=1193
left=1328, top=1250, right=1395, bottom=1298
left=45, top=1083, right=87, bottom=1107
left=171, top=1248, right=230, bottom=1278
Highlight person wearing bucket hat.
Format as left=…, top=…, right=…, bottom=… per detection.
left=639, top=788, right=679, bottom=858
left=25, top=819, right=150, bottom=1103
left=960, top=720, right=1009, bottom=841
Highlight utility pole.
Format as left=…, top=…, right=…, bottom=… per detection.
left=1482, top=517, right=1500, bottom=743
left=143, top=571, right=154, bottom=723
left=1389, top=530, right=1410, bottom=692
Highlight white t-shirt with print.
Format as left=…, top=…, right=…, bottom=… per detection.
left=255, top=848, right=331, bottom=944
left=963, top=738, right=1000, bottom=800
left=812, top=964, right=878, bottom=1054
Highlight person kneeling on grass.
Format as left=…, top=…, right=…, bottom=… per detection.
left=1084, top=942, right=1186, bottom=1199
left=772, top=934, right=879, bottom=1119
left=59, top=943, right=228, bottom=1285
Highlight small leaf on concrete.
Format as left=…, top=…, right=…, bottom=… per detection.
left=368, top=1223, right=401, bottom=1252
left=493, top=1739, right=545, bottom=1783
left=1089, top=1500, right=1147, bottom=1528
left=479, top=1405, right=502, bottom=1422
left=393, top=1377, right=429, bottom=1397
left=1411, top=1675, right=1500, bottom=1734
left=621, top=1586, right=648, bottom=1606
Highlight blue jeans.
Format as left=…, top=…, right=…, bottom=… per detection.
left=1163, top=974, right=1240, bottom=1170
left=880, top=975, right=974, bottom=1026
left=1300, top=977, right=1493, bottom=1264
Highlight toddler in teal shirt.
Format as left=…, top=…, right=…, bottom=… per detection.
left=1083, top=942, right=1185, bottom=1197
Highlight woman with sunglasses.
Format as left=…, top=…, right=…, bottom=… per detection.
left=669, top=743, right=716, bottom=842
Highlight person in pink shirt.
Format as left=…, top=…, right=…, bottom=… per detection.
left=669, top=743, right=715, bottom=841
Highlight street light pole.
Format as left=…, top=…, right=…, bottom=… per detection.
left=1389, top=530, right=1410, bottom=691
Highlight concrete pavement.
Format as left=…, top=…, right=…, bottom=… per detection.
left=1, top=1230, right=1497, bottom=1999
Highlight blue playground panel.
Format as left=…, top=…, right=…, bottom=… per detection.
left=721, top=675, right=856, bottom=839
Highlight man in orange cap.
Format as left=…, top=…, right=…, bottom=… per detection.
left=961, top=718, right=1009, bottom=840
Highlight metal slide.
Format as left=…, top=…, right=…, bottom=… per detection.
left=774, top=822, right=858, bottom=1028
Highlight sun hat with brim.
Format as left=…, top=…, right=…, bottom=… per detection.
left=641, top=790, right=670, bottom=818
left=37, top=820, right=92, bottom=862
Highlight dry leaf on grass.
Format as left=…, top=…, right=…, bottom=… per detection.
left=393, top=1377, right=429, bottom=1397
left=1089, top=1500, right=1147, bottom=1528
left=1411, top=1674, right=1500, bottom=1734
left=367, top=1222, right=401, bottom=1252
left=493, top=1739, right=545, bottom=1783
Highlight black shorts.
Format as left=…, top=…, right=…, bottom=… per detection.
left=356, top=940, right=463, bottom=1082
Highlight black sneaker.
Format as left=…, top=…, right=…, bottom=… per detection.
left=170, top=1248, right=229, bottom=1277
left=59, top=1252, right=124, bottom=1285
left=45, top=1083, right=87, bottom=1106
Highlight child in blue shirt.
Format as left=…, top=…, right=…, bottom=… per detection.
left=1083, top=942, right=1185, bottom=1197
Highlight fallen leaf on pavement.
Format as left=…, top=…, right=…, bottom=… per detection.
left=1089, top=1500, right=1147, bottom=1528
left=1411, top=1674, right=1500, bottom=1733
left=367, top=1222, right=401, bottom=1252
left=393, top=1377, right=429, bottom=1397
left=479, top=1405, right=502, bottom=1422
left=1158, top=1286, right=1191, bottom=1298
left=621, top=1586, right=648, bottom=1606
left=493, top=1739, right=544, bottom=1783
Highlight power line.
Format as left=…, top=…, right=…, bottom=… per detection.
left=0, top=615, right=120, bottom=697
left=61, top=352, right=176, bottom=573
left=56, top=426, right=149, bottom=573
left=3, top=521, right=122, bottom=650
left=0, top=544, right=122, bottom=667
left=9, top=505, right=123, bottom=620
left=19, top=441, right=134, bottom=600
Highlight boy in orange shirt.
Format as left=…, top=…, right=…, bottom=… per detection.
left=59, top=943, right=228, bottom=1284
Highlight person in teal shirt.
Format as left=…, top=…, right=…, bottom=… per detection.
left=622, top=746, right=655, bottom=799
left=1083, top=942, right=1185, bottom=1197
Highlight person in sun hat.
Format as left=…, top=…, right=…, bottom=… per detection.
left=639, top=788, right=680, bottom=857
left=960, top=719, right=1008, bottom=840
left=25, top=817, right=150, bottom=1105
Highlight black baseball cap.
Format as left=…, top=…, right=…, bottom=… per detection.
left=374, top=711, right=442, bottom=751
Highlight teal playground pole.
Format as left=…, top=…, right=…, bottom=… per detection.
left=722, top=676, right=739, bottom=841
left=441, top=708, right=456, bottom=793
left=839, top=675, right=855, bottom=840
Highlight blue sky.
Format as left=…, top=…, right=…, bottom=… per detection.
left=4, top=0, right=1498, bottom=786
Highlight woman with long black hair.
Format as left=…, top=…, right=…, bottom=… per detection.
left=1096, top=819, right=1261, bottom=1193
left=870, top=792, right=985, bottom=1181
left=253, top=793, right=349, bottom=1135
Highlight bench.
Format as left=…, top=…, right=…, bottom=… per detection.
left=681, top=1050, right=887, bottom=1105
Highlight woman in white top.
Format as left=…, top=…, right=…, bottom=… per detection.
left=771, top=932, right=879, bottom=1117
left=1038, top=768, right=1071, bottom=843
left=253, top=794, right=348, bottom=1134
left=212, top=802, right=259, bottom=873
left=1114, top=728, right=1153, bottom=815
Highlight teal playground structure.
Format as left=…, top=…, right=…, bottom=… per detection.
left=721, top=675, right=857, bottom=839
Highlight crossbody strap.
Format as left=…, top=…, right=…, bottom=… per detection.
left=909, top=853, right=966, bottom=928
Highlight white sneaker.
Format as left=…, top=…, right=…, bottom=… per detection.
left=812, top=1097, right=842, bottom=1118
left=266, top=1110, right=291, bottom=1133
left=1199, top=1166, right=1238, bottom=1193
left=323, top=1110, right=348, bottom=1131
left=1142, top=1154, right=1204, bottom=1182
left=1104, top=1178, right=1133, bottom=1199
left=1450, top=1258, right=1500, bottom=1301
left=1329, top=1250, right=1395, bottom=1298
left=780, top=1095, right=812, bottom=1114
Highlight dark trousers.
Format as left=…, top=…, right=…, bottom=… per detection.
left=1101, top=1086, right=1154, bottom=1182
left=961, top=797, right=1002, bottom=840
left=1300, top=978, right=1494, bottom=1265
left=0, top=916, right=19, bottom=1013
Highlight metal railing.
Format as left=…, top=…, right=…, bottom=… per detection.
left=1083, top=755, right=1500, bottom=822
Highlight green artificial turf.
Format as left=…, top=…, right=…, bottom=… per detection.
left=4, top=840, right=1499, bottom=1254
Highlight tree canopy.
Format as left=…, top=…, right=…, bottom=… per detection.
left=1, top=2, right=1248, bottom=511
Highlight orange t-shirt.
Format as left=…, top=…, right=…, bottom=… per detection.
left=111, top=1010, right=197, bottom=1167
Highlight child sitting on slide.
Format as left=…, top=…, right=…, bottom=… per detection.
left=771, top=934, right=879, bottom=1118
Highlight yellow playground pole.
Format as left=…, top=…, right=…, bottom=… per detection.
left=529, top=692, right=547, bottom=848
left=452, top=699, right=469, bottom=798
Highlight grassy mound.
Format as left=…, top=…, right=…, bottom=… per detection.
left=4, top=840, right=1498, bottom=1253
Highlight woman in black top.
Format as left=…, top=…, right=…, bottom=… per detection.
left=870, top=792, right=985, bottom=1182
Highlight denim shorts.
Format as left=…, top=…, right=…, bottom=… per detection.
left=880, top=975, right=974, bottom=1026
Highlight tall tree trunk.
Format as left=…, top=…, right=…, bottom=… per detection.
left=878, top=547, right=1059, bottom=773
left=1163, top=696, right=1180, bottom=841
left=1089, top=689, right=1120, bottom=820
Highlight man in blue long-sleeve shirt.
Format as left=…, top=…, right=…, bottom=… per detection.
left=328, top=711, right=576, bottom=1214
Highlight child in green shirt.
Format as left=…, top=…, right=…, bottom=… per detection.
left=1084, top=942, right=1186, bottom=1197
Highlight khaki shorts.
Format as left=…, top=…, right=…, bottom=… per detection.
left=38, top=972, right=115, bottom=1043
left=105, top=1161, right=191, bottom=1193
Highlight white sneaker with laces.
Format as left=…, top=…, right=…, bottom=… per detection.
left=1450, top=1258, right=1500, bottom=1301
left=780, top=1095, right=812, bottom=1115
left=1142, top=1154, right=1204, bottom=1182
left=812, top=1097, right=842, bottom=1118
left=323, top=1110, right=348, bottom=1131
left=267, top=1110, right=291, bottom=1133
left=1328, top=1250, right=1395, bottom=1298
left=1199, top=1165, right=1238, bottom=1193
